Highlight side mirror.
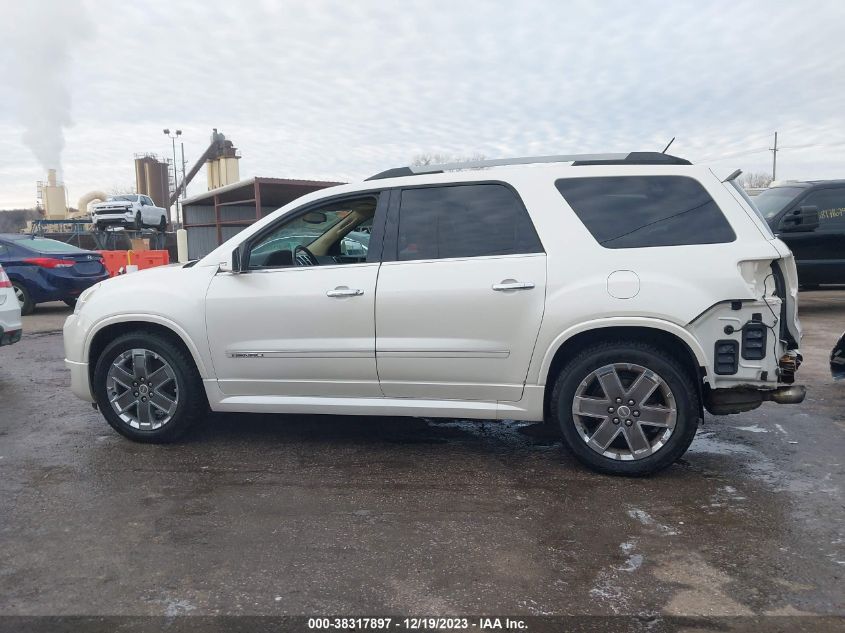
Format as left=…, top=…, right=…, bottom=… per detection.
left=219, top=247, right=243, bottom=273
left=779, top=205, right=819, bottom=233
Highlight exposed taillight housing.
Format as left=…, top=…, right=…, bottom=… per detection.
left=23, top=257, right=75, bottom=268
left=0, top=265, right=10, bottom=288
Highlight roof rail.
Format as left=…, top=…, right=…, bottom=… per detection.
left=365, top=151, right=691, bottom=181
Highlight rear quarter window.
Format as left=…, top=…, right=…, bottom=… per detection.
left=555, top=175, right=736, bottom=248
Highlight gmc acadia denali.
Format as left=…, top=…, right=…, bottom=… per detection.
left=64, top=152, right=805, bottom=475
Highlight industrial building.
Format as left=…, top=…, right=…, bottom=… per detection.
left=181, top=176, right=343, bottom=260
left=26, top=128, right=343, bottom=262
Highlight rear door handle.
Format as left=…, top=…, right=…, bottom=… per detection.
left=326, top=287, right=364, bottom=297
left=492, top=281, right=535, bottom=291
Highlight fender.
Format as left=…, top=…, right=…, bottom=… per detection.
left=535, top=316, right=709, bottom=385
left=83, top=313, right=211, bottom=379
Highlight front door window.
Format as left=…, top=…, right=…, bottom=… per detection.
left=248, top=197, right=376, bottom=269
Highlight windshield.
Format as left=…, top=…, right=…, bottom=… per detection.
left=753, top=187, right=805, bottom=220
left=109, top=195, right=138, bottom=202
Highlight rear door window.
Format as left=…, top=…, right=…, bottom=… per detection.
left=555, top=176, right=735, bottom=248
left=396, top=183, right=543, bottom=261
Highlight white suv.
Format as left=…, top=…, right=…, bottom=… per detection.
left=63, top=152, right=804, bottom=475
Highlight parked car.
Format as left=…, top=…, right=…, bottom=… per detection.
left=0, top=235, right=110, bottom=315
left=90, top=194, right=168, bottom=231
left=0, top=264, right=22, bottom=346
left=831, top=332, right=845, bottom=380
left=755, top=180, right=845, bottom=287
left=64, top=152, right=805, bottom=476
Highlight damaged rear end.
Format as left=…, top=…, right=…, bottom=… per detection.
left=688, top=244, right=805, bottom=415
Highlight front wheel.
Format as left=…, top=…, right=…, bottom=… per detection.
left=92, top=331, right=207, bottom=442
left=550, top=341, right=699, bottom=476
left=134, top=211, right=143, bottom=230
left=158, top=215, right=167, bottom=232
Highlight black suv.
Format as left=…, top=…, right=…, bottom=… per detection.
left=754, top=180, right=845, bottom=286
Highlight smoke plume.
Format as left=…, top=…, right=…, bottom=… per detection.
left=3, top=0, right=93, bottom=177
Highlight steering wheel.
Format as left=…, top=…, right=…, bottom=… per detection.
left=294, top=244, right=319, bottom=266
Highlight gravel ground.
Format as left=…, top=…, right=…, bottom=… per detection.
left=0, top=297, right=842, bottom=628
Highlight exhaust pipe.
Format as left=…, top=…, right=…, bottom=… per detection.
left=705, top=384, right=806, bottom=415
left=762, top=385, right=806, bottom=405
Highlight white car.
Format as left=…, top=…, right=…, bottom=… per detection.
left=0, top=264, right=22, bottom=346
left=64, top=152, right=805, bottom=475
left=90, top=194, right=168, bottom=231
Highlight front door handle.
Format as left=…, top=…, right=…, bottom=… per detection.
left=492, top=281, right=535, bottom=291
left=326, top=287, right=364, bottom=297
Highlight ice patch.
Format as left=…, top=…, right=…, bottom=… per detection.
left=734, top=425, right=768, bottom=433
left=627, top=508, right=679, bottom=535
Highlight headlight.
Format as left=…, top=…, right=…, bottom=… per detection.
left=74, top=283, right=100, bottom=314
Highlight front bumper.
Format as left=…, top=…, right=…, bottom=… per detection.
left=66, top=358, right=94, bottom=402
left=64, top=312, right=94, bottom=402
left=92, top=212, right=134, bottom=225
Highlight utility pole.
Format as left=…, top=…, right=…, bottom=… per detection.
left=163, top=128, right=182, bottom=225
left=770, top=131, right=778, bottom=181
left=180, top=142, right=187, bottom=198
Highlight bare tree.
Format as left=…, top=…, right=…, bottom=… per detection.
left=740, top=172, right=773, bottom=189
left=0, top=208, right=40, bottom=233
left=411, top=153, right=487, bottom=168
left=108, top=183, right=137, bottom=195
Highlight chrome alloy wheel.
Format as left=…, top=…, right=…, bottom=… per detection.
left=13, top=285, right=24, bottom=306
left=106, top=349, right=179, bottom=430
left=571, top=363, right=677, bottom=461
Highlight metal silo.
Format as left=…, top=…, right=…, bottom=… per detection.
left=134, top=157, right=148, bottom=194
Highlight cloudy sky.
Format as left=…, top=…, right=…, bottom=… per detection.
left=0, top=0, right=843, bottom=210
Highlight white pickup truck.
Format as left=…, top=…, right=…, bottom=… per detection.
left=91, top=195, right=168, bottom=231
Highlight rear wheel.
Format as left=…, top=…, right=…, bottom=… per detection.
left=158, top=215, right=167, bottom=232
left=93, top=331, right=207, bottom=442
left=12, top=282, right=33, bottom=315
left=550, top=341, right=699, bottom=476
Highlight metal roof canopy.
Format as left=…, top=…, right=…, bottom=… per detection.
left=181, top=177, right=344, bottom=258
left=181, top=176, right=343, bottom=208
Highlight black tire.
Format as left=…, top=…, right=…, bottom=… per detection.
left=12, top=282, right=34, bottom=315
left=158, top=215, right=167, bottom=232
left=63, top=298, right=77, bottom=308
left=92, top=331, right=207, bottom=443
left=550, top=340, right=699, bottom=476
left=134, top=211, right=143, bottom=230
left=94, top=222, right=104, bottom=232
